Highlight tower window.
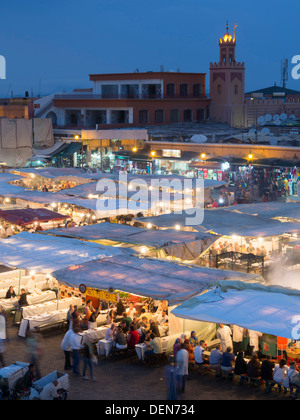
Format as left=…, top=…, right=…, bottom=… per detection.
left=217, top=85, right=222, bottom=95
left=234, top=85, right=238, bottom=95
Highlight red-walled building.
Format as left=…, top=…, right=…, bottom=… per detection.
left=35, top=71, right=210, bottom=129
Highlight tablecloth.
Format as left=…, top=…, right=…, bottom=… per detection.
left=80, top=326, right=109, bottom=344
left=0, top=290, right=57, bottom=312
left=97, top=339, right=114, bottom=357
left=0, top=274, right=46, bottom=291
left=135, top=337, right=169, bottom=361
left=0, top=280, right=47, bottom=299
left=24, top=309, right=69, bottom=331
left=21, top=296, right=81, bottom=318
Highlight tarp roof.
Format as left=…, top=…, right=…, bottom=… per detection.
left=45, top=222, right=217, bottom=248
left=0, top=208, right=66, bottom=226
left=172, top=285, right=300, bottom=339
left=136, top=209, right=300, bottom=237
left=221, top=202, right=300, bottom=221
left=53, top=255, right=263, bottom=305
left=0, top=231, right=121, bottom=273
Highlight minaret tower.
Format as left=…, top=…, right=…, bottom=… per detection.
left=210, top=22, right=245, bottom=127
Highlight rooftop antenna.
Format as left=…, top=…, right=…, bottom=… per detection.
left=281, top=58, right=288, bottom=89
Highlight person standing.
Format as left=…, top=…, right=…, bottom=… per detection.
left=232, top=325, right=244, bottom=355
left=176, top=344, right=189, bottom=393
left=82, top=343, right=96, bottom=381
left=248, top=329, right=263, bottom=355
left=70, top=327, right=83, bottom=377
left=60, top=329, right=73, bottom=371
left=217, top=324, right=233, bottom=353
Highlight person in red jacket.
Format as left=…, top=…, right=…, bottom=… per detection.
left=127, top=325, right=140, bottom=349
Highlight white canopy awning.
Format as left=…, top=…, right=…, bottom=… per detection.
left=172, top=284, right=300, bottom=339
left=136, top=209, right=300, bottom=237
left=53, top=255, right=263, bottom=305
left=45, top=222, right=218, bottom=260
left=221, top=202, right=300, bottom=222
left=0, top=231, right=121, bottom=273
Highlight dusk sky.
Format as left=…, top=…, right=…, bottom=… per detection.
left=1, top=0, right=300, bottom=97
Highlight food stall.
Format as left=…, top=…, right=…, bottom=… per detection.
left=52, top=254, right=265, bottom=356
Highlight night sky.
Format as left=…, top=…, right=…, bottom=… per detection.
left=0, top=0, right=299, bottom=97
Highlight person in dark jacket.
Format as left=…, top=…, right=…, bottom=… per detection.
left=5, top=286, right=16, bottom=299
left=234, top=351, right=248, bottom=375
left=23, top=364, right=36, bottom=389
left=18, top=289, right=28, bottom=307
left=261, top=355, right=275, bottom=381
left=247, top=354, right=261, bottom=378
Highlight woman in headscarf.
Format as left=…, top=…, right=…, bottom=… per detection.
left=189, top=331, right=198, bottom=348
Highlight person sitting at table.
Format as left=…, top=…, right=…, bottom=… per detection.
left=149, top=318, right=161, bottom=338
left=105, top=323, right=116, bottom=341
left=261, top=355, right=275, bottom=382
left=272, top=359, right=288, bottom=391
left=157, top=310, right=169, bottom=326
left=189, top=331, right=198, bottom=348
left=194, top=341, right=209, bottom=365
left=5, top=286, right=16, bottom=299
left=184, top=339, right=195, bottom=363
left=247, top=354, right=261, bottom=379
left=140, top=308, right=152, bottom=321
left=130, top=317, right=139, bottom=331
left=126, top=302, right=137, bottom=320
left=23, top=364, right=36, bottom=389
left=18, top=289, right=28, bottom=307
left=122, top=312, right=132, bottom=330
left=115, top=326, right=128, bottom=351
left=234, top=351, right=248, bottom=376
left=209, top=344, right=223, bottom=371
left=127, top=325, right=140, bottom=349
left=144, top=333, right=163, bottom=356
left=221, top=347, right=236, bottom=374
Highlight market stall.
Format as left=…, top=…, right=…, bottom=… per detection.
left=52, top=254, right=264, bottom=354
left=135, top=209, right=300, bottom=275
left=45, top=222, right=218, bottom=261
left=0, top=231, right=121, bottom=273
left=171, top=281, right=300, bottom=357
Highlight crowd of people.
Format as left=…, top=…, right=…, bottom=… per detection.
left=61, top=298, right=170, bottom=380
left=171, top=323, right=300, bottom=398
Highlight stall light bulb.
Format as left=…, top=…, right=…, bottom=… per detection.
left=147, top=223, right=152, bottom=229
left=175, top=225, right=181, bottom=230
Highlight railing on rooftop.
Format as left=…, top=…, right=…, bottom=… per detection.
left=54, top=93, right=210, bottom=100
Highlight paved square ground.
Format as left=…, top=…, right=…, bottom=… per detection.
left=1, top=315, right=292, bottom=401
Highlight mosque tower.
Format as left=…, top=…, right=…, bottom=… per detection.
left=210, top=22, right=245, bottom=127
